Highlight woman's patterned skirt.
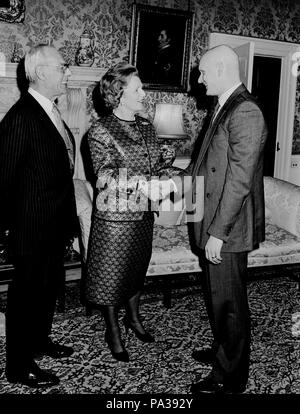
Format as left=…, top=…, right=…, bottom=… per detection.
left=85, top=212, right=154, bottom=306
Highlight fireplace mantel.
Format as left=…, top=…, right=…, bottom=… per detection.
left=0, top=62, right=104, bottom=82
left=0, top=63, right=106, bottom=179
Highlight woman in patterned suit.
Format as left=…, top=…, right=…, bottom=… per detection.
left=85, top=62, right=180, bottom=362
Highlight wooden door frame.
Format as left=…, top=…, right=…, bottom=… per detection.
left=209, top=32, right=299, bottom=181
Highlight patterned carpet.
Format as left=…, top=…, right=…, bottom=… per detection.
left=0, top=275, right=299, bottom=395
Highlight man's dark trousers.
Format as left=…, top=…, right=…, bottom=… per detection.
left=199, top=249, right=251, bottom=388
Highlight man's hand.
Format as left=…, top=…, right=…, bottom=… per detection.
left=138, top=179, right=159, bottom=201
left=159, top=178, right=178, bottom=199
left=138, top=178, right=177, bottom=202
left=205, top=235, right=223, bottom=264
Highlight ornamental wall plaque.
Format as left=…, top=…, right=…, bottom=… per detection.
left=0, top=0, right=25, bottom=23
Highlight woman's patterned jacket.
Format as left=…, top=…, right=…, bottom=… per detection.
left=87, top=114, right=183, bottom=221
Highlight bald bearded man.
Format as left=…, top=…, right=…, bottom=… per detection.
left=189, top=45, right=267, bottom=394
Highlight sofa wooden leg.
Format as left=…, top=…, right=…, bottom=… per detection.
left=162, top=279, right=172, bottom=308
left=86, top=304, right=93, bottom=316
left=289, top=268, right=300, bottom=291
left=57, top=290, right=65, bottom=313
left=163, top=292, right=172, bottom=308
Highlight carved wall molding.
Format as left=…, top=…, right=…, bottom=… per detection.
left=0, top=62, right=104, bottom=82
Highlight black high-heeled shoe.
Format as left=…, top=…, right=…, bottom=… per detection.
left=104, top=330, right=129, bottom=362
left=124, top=316, right=155, bottom=343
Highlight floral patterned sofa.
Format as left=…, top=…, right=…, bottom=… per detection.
left=73, top=176, right=300, bottom=307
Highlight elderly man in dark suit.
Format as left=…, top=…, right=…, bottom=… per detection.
left=0, top=45, right=78, bottom=388
left=188, top=45, right=267, bottom=394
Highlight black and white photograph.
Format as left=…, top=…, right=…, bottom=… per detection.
left=0, top=0, right=299, bottom=404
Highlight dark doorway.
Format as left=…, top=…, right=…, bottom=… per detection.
left=251, top=56, right=281, bottom=177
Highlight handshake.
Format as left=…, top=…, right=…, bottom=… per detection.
left=137, top=178, right=178, bottom=202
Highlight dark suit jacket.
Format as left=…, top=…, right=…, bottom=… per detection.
left=0, top=92, right=78, bottom=255
left=191, top=84, right=268, bottom=252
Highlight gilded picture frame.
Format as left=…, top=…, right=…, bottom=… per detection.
left=129, top=4, right=194, bottom=92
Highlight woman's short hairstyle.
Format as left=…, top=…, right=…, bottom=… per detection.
left=99, top=62, right=139, bottom=110
left=25, top=44, right=52, bottom=82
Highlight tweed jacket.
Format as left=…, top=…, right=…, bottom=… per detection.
left=191, top=84, right=268, bottom=252
left=88, top=113, right=181, bottom=221
left=0, top=92, right=78, bottom=255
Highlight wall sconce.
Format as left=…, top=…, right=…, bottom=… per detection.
left=153, top=103, right=187, bottom=139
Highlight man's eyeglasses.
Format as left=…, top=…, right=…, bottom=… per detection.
left=40, top=63, right=70, bottom=73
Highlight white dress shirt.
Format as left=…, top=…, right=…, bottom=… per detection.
left=28, top=87, right=58, bottom=127
left=215, top=82, right=242, bottom=118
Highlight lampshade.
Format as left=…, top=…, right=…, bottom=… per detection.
left=153, top=103, right=187, bottom=139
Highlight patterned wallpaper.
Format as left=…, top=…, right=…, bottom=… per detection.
left=0, top=0, right=300, bottom=155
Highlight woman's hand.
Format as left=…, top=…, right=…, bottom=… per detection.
left=96, top=172, right=115, bottom=190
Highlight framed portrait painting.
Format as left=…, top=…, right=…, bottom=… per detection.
left=130, top=4, right=194, bottom=92
left=0, top=0, right=25, bottom=23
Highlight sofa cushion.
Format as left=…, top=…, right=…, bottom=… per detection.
left=74, top=179, right=93, bottom=215
left=73, top=179, right=93, bottom=259
left=248, top=222, right=300, bottom=267
left=148, top=224, right=200, bottom=276
left=264, top=176, right=300, bottom=238
left=147, top=222, right=300, bottom=277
